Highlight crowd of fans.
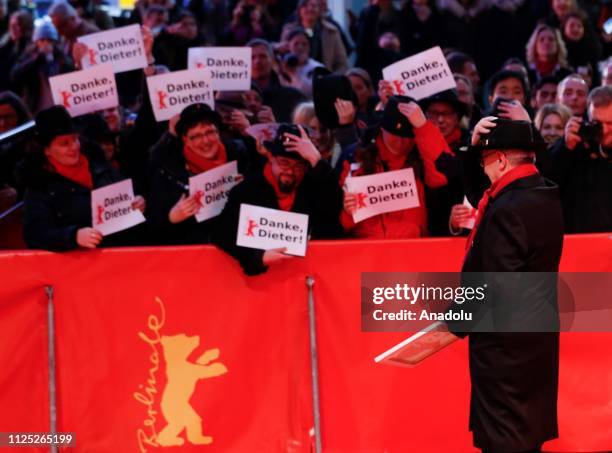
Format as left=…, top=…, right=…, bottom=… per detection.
left=0, top=0, right=610, bottom=274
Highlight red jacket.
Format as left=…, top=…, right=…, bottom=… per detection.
left=340, top=121, right=452, bottom=239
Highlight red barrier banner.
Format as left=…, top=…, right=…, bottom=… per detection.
left=0, top=254, right=51, bottom=453
left=0, top=234, right=610, bottom=452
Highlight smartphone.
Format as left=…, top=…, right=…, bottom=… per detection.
left=604, top=18, right=612, bottom=35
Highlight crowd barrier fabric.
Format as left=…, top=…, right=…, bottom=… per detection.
left=0, top=234, right=610, bottom=452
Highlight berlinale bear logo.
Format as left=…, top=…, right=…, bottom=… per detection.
left=135, top=298, right=227, bottom=451
left=156, top=334, right=227, bottom=447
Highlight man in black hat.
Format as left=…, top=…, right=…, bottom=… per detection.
left=146, top=103, right=253, bottom=245
left=446, top=116, right=564, bottom=453
left=212, top=123, right=343, bottom=275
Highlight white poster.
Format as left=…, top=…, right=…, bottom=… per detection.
left=344, top=168, right=420, bottom=223
left=189, top=161, right=239, bottom=223
left=91, top=179, right=145, bottom=236
left=49, top=64, right=118, bottom=117
left=78, top=24, right=147, bottom=73
left=459, top=196, right=477, bottom=230
left=188, top=47, right=251, bottom=91
left=382, top=46, right=456, bottom=100
left=146, top=68, right=214, bottom=122
left=236, top=204, right=309, bottom=257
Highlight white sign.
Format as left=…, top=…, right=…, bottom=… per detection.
left=188, top=47, right=251, bottom=91
left=344, top=168, right=420, bottom=223
left=459, top=196, right=477, bottom=230
left=382, top=46, right=456, bottom=101
left=78, top=24, right=147, bottom=73
left=49, top=64, right=118, bottom=117
left=236, top=204, right=309, bottom=257
left=146, top=68, right=214, bottom=122
left=91, top=179, right=145, bottom=236
left=189, top=161, right=239, bottom=223
left=245, top=123, right=279, bottom=142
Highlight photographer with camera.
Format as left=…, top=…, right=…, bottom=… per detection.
left=278, top=27, right=324, bottom=99
left=545, top=85, right=612, bottom=233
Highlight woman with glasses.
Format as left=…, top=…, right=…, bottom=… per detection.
left=146, top=103, right=253, bottom=245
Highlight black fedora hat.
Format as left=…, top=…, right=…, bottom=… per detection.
left=313, top=67, right=358, bottom=129
left=472, top=118, right=547, bottom=153
left=175, top=103, right=222, bottom=138
left=380, top=95, right=416, bottom=138
left=263, top=123, right=308, bottom=160
left=419, top=89, right=468, bottom=118
left=35, top=105, right=75, bottom=146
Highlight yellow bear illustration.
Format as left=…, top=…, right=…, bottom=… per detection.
left=157, top=334, right=227, bottom=447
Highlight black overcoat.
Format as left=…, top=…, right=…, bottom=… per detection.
left=451, top=174, right=564, bottom=452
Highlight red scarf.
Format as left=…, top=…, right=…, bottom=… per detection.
left=49, top=154, right=93, bottom=189
left=264, top=162, right=296, bottom=211
left=376, top=135, right=410, bottom=171
left=535, top=60, right=557, bottom=78
left=465, top=164, right=539, bottom=252
left=183, top=143, right=227, bottom=174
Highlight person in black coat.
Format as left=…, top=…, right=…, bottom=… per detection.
left=146, top=103, right=254, bottom=245
left=19, top=105, right=146, bottom=251
left=446, top=117, right=564, bottom=453
left=540, top=85, right=612, bottom=233
left=212, top=123, right=343, bottom=275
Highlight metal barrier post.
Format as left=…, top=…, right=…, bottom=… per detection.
left=45, top=286, right=58, bottom=453
left=306, top=276, right=322, bottom=453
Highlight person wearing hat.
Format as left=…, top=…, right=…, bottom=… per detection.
left=10, top=21, right=73, bottom=114
left=340, top=95, right=453, bottom=239
left=19, top=105, right=146, bottom=251
left=419, top=89, right=473, bottom=236
left=212, top=123, right=343, bottom=275
left=446, top=116, right=564, bottom=453
left=145, top=103, right=253, bottom=245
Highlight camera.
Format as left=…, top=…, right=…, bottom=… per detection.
left=490, top=96, right=514, bottom=116
left=283, top=52, right=299, bottom=68
left=578, top=120, right=603, bottom=145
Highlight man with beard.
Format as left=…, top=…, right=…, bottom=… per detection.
left=213, top=123, right=343, bottom=275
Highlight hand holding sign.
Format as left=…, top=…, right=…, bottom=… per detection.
left=343, top=192, right=359, bottom=215
left=450, top=204, right=472, bottom=230
left=76, top=227, right=103, bottom=249
left=263, top=247, right=293, bottom=266
left=378, top=80, right=394, bottom=107
left=169, top=193, right=199, bottom=223
left=132, top=195, right=146, bottom=213
left=382, top=46, right=456, bottom=100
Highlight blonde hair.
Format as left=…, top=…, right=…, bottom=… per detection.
left=526, top=24, right=568, bottom=68
left=534, top=103, right=572, bottom=131
left=292, top=102, right=316, bottom=126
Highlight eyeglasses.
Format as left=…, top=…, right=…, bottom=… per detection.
left=425, top=110, right=456, bottom=120
left=185, top=128, right=219, bottom=142
left=275, top=157, right=307, bottom=171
